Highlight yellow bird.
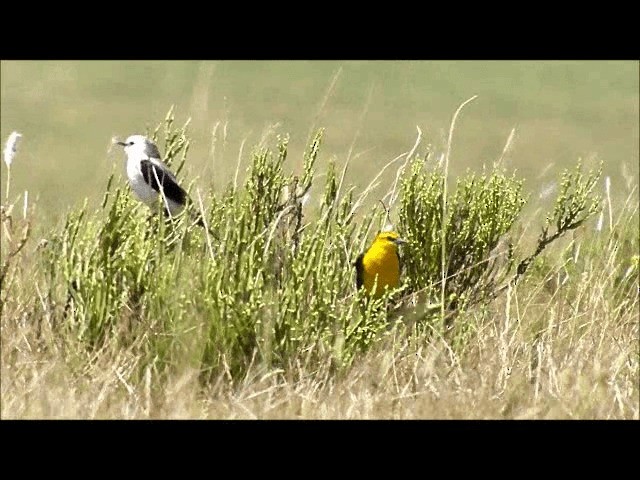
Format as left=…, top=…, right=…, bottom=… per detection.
left=354, top=231, right=407, bottom=298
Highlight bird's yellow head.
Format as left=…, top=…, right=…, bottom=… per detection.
left=371, top=231, right=407, bottom=250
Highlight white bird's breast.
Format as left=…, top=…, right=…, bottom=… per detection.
left=127, top=157, right=158, bottom=205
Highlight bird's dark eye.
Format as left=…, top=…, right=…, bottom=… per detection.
left=128, top=141, right=135, bottom=146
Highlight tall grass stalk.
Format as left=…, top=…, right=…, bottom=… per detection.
left=440, top=95, right=478, bottom=324
left=307, top=66, right=343, bottom=146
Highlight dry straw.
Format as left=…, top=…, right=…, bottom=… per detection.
left=3, top=131, right=22, bottom=201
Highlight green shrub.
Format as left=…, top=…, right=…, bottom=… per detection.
left=397, top=154, right=602, bottom=327
left=37, top=109, right=606, bottom=384
left=400, top=156, right=526, bottom=312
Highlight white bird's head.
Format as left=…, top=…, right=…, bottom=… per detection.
left=116, top=134, right=162, bottom=160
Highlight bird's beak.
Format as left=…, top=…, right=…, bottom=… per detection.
left=115, top=141, right=127, bottom=147
left=394, top=237, right=408, bottom=245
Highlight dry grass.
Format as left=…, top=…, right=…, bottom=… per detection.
left=3, top=273, right=636, bottom=419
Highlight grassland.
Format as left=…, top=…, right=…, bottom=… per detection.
left=2, top=61, right=638, bottom=218
left=1, top=60, right=638, bottom=419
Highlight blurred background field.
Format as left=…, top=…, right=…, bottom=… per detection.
left=1, top=60, right=638, bottom=224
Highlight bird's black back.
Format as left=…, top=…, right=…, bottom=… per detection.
left=140, top=159, right=187, bottom=207
left=354, top=252, right=365, bottom=289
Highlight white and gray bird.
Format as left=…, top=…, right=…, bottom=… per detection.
left=116, top=134, right=187, bottom=217
left=115, top=135, right=215, bottom=238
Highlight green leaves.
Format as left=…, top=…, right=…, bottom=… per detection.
left=514, top=161, right=602, bottom=282
left=547, top=160, right=602, bottom=236
left=399, top=156, right=526, bottom=313
left=39, top=108, right=608, bottom=385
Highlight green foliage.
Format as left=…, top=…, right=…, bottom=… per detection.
left=42, top=111, right=196, bottom=361
left=514, top=161, right=603, bottom=280
left=398, top=155, right=603, bottom=329
left=547, top=160, right=601, bottom=234
left=399, top=155, right=526, bottom=312
left=34, top=109, right=613, bottom=386
left=39, top=118, right=390, bottom=384
left=197, top=129, right=387, bottom=381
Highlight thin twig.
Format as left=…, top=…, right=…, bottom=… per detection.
left=441, top=95, right=478, bottom=323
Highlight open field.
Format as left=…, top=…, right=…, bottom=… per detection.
left=2, top=61, right=638, bottom=220
left=1, top=61, right=638, bottom=419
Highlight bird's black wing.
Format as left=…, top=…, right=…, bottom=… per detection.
left=140, top=159, right=187, bottom=206
left=354, top=252, right=365, bottom=289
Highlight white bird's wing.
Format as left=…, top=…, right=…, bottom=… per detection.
left=139, top=158, right=187, bottom=206
left=147, top=156, right=179, bottom=182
